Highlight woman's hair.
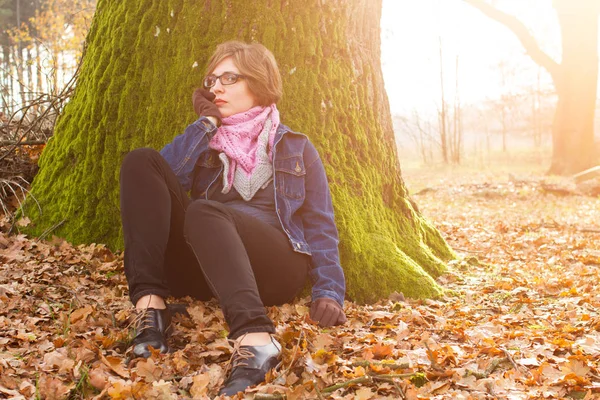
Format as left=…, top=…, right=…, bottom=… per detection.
left=205, top=41, right=282, bottom=106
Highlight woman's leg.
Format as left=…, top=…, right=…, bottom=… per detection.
left=183, top=200, right=309, bottom=339
left=120, top=148, right=211, bottom=357
left=182, top=199, right=309, bottom=396
left=120, top=147, right=214, bottom=305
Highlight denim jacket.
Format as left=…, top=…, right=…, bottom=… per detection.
left=160, top=117, right=346, bottom=306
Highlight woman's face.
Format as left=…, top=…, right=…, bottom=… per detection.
left=208, top=57, right=258, bottom=118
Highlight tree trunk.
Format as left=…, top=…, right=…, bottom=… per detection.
left=548, top=0, right=599, bottom=174
left=8, top=47, right=13, bottom=111
left=451, top=55, right=461, bottom=164
left=438, top=36, right=449, bottom=163
left=23, top=0, right=454, bottom=303
left=501, top=105, right=507, bottom=152
left=35, top=41, right=42, bottom=96
left=11, top=46, right=26, bottom=108
left=531, top=69, right=542, bottom=148
left=0, top=45, right=8, bottom=114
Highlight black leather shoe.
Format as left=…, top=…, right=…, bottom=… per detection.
left=219, top=337, right=282, bottom=396
left=131, top=307, right=172, bottom=358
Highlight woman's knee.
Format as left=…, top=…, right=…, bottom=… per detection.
left=184, top=200, right=230, bottom=235
left=121, top=147, right=161, bottom=173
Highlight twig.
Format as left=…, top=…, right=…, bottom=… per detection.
left=3, top=177, right=41, bottom=234
left=37, top=218, right=66, bottom=241
left=500, top=348, right=532, bottom=378
left=392, top=380, right=406, bottom=400
left=343, top=346, right=366, bottom=357
left=253, top=394, right=285, bottom=400
left=372, top=373, right=418, bottom=379
left=485, top=357, right=507, bottom=376
left=423, top=342, right=444, bottom=372
left=0, top=140, right=47, bottom=146
left=393, top=379, right=407, bottom=400
left=466, top=369, right=488, bottom=379
left=374, top=376, right=406, bottom=400
left=322, top=377, right=371, bottom=393
left=313, top=381, right=325, bottom=400
left=466, top=357, right=508, bottom=379
left=351, top=361, right=410, bottom=370
left=500, top=348, right=519, bottom=370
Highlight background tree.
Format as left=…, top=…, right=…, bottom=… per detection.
left=26, top=0, right=95, bottom=95
left=393, top=111, right=436, bottom=164
left=437, top=35, right=449, bottom=164
left=1, top=0, right=39, bottom=108
left=463, top=0, right=600, bottom=175
left=0, top=1, right=12, bottom=108
left=22, top=0, right=454, bottom=303
left=0, top=0, right=94, bottom=114
left=449, top=55, right=462, bottom=164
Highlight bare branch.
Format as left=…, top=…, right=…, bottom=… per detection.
left=0, top=140, right=47, bottom=146
left=462, top=0, right=560, bottom=83
left=0, top=46, right=83, bottom=163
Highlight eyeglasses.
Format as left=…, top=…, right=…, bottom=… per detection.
left=203, top=72, right=246, bottom=88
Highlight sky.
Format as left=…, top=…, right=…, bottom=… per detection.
left=380, top=0, right=561, bottom=116
left=0, top=0, right=573, bottom=121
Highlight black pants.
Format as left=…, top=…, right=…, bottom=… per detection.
left=119, top=148, right=310, bottom=339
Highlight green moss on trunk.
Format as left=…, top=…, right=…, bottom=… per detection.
left=23, top=0, right=454, bottom=303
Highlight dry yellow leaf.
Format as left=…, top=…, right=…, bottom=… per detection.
left=70, top=305, right=94, bottom=323
left=190, top=373, right=211, bottom=397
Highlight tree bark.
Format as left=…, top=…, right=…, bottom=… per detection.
left=549, top=0, right=599, bottom=174
left=438, top=36, right=449, bottom=163
left=0, top=45, right=8, bottom=114
left=23, top=0, right=454, bottom=303
left=11, top=45, right=27, bottom=108
left=26, top=47, right=32, bottom=95
left=463, top=0, right=600, bottom=175
left=35, top=41, right=42, bottom=96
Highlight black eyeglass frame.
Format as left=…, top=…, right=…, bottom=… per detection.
left=203, top=72, right=246, bottom=88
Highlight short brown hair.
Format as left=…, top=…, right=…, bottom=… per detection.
left=205, top=41, right=282, bottom=106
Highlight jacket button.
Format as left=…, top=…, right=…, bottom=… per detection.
left=296, top=243, right=301, bottom=249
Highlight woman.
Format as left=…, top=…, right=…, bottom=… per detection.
left=119, top=41, right=346, bottom=396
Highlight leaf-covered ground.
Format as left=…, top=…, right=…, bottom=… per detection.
left=1, top=167, right=600, bottom=399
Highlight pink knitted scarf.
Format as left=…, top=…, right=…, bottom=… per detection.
left=209, top=104, right=280, bottom=186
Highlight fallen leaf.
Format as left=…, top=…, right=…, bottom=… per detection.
left=42, top=349, right=75, bottom=374
left=371, top=344, right=394, bottom=360
left=99, top=353, right=129, bottom=378
left=136, top=358, right=162, bottom=382
left=189, top=373, right=210, bottom=397
left=16, top=217, right=30, bottom=227
left=355, top=387, right=374, bottom=400
left=88, top=366, right=110, bottom=390
left=70, top=305, right=94, bottom=323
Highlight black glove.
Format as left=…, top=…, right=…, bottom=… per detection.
left=192, top=88, right=222, bottom=124
left=310, top=298, right=347, bottom=327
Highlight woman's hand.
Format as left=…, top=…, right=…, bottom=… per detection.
left=310, top=297, right=347, bottom=327
left=192, top=88, right=222, bottom=125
